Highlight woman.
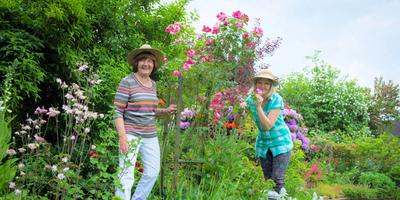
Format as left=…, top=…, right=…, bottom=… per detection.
left=241, top=68, right=293, bottom=199
left=113, top=44, right=176, bottom=200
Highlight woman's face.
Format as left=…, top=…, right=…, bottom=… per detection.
left=137, top=57, right=154, bottom=77
left=255, top=78, right=271, bottom=96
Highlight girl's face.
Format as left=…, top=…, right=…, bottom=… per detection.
left=137, top=57, right=154, bottom=77
left=255, top=78, right=272, bottom=96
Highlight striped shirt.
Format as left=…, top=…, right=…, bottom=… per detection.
left=246, top=92, right=293, bottom=158
left=113, top=73, right=159, bottom=138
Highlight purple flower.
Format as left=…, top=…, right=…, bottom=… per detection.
left=180, top=121, right=191, bottom=129
left=291, top=133, right=297, bottom=142
left=296, top=132, right=305, bottom=141
left=288, top=124, right=298, bottom=131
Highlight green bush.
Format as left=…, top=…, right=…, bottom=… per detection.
left=359, top=172, right=396, bottom=195
left=342, top=184, right=378, bottom=199
left=280, top=52, right=370, bottom=134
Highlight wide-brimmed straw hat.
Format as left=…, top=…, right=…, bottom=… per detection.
left=252, top=69, right=279, bottom=85
left=127, top=44, right=164, bottom=70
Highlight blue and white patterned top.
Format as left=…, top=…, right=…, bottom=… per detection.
left=246, top=92, right=293, bottom=158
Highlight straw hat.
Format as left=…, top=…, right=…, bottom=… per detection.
left=252, top=69, right=279, bottom=85
left=127, top=44, right=164, bottom=69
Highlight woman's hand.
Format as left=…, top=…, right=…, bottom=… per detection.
left=119, top=134, right=129, bottom=154
left=255, top=94, right=264, bottom=106
left=167, top=104, right=177, bottom=114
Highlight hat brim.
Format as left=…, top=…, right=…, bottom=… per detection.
left=252, top=75, right=279, bottom=85
left=127, top=48, right=164, bottom=70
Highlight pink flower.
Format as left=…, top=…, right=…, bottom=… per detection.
left=185, top=57, right=195, bottom=65
left=165, top=23, right=181, bottom=35
left=253, top=27, right=263, bottom=36
left=202, top=25, right=212, bottom=32
left=216, top=12, right=227, bottom=21
left=34, top=134, right=47, bottom=143
left=235, top=21, right=243, bottom=28
left=206, top=38, right=214, bottom=45
left=186, top=49, right=196, bottom=57
left=47, top=107, right=60, bottom=117
left=255, top=88, right=263, bottom=94
left=172, top=70, right=182, bottom=77
left=163, top=57, right=168, bottom=62
left=212, top=24, right=220, bottom=34
left=242, top=33, right=250, bottom=39
left=246, top=42, right=255, bottom=49
left=182, top=63, right=191, bottom=71
left=232, top=10, right=243, bottom=19
left=223, top=18, right=229, bottom=26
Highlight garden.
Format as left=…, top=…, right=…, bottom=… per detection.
left=1, top=0, right=400, bottom=199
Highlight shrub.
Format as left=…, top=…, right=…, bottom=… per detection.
left=359, top=172, right=396, bottom=195
left=280, top=52, right=370, bottom=133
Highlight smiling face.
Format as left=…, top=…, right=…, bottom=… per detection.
left=133, top=53, right=157, bottom=77
left=136, top=57, right=154, bottom=77
left=255, top=78, right=272, bottom=96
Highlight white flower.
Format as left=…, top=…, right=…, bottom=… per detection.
left=20, top=171, right=26, bottom=176
left=56, top=78, right=62, bottom=84
left=22, top=125, right=31, bottom=130
left=99, top=114, right=104, bottom=118
left=63, top=167, right=70, bottom=172
left=61, top=157, right=69, bottom=163
left=15, top=189, right=21, bottom=195
left=91, top=145, right=96, bottom=150
left=18, top=148, right=26, bottom=153
left=9, top=182, right=15, bottom=189
left=70, top=135, right=76, bottom=140
left=27, top=143, right=38, bottom=150
left=7, top=149, right=17, bottom=156
left=18, top=163, right=25, bottom=169
left=57, top=173, right=65, bottom=180
left=51, top=165, right=57, bottom=172
left=44, top=165, right=51, bottom=170
left=84, top=128, right=90, bottom=133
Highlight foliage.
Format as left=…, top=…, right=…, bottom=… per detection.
left=280, top=52, right=371, bottom=133
left=359, top=172, right=396, bottom=195
left=342, top=184, right=378, bottom=199
left=368, top=77, right=400, bottom=134
left=0, top=103, right=17, bottom=195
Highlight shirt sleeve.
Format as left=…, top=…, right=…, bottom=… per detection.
left=113, top=78, right=130, bottom=119
left=269, top=93, right=284, bottom=110
left=245, top=95, right=255, bottom=110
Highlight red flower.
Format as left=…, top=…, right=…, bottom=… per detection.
left=87, top=150, right=99, bottom=159
left=138, top=168, right=144, bottom=173
left=135, top=162, right=142, bottom=168
left=225, top=122, right=236, bottom=129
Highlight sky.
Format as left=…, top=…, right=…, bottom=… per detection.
left=167, top=0, right=400, bottom=89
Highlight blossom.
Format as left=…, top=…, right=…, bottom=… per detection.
left=172, top=70, right=182, bottom=77
left=165, top=22, right=181, bottom=35
left=47, top=107, right=60, bottom=117
left=15, top=189, right=21, bottom=195
left=242, top=33, right=250, bottom=39
left=180, top=121, right=191, bottom=129
left=61, top=157, right=69, bottom=163
left=88, top=150, right=99, bottom=159
left=202, top=25, right=212, bottom=32
left=182, top=63, right=191, bottom=71
left=18, top=163, right=25, bottom=169
left=51, top=165, right=57, bottom=171
left=91, top=145, right=96, bottom=150
left=212, top=24, right=220, bottom=34
left=235, top=21, right=243, bottom=28
left=57, top=173, right=65, bottom=180
left=232, top=10, right=243, bottom=19
left=186, top=49, right=196, bottom=57
left=84, top=127, right=90, bottom=133
left=163, top=57, right=168, bottom=62
left=34, top=134, right=47, bottom=143
left=18, top=148, right=26, bottom=153
left=241, top=14, right=249, bottom=22
left=63, top=167, right=70, bottom=172
left=78, top=63, right=89, bottom=71
left=216, top=12, right=227, bottom=21
left=253, top=27, right=264, bottom=36
left=27, top=143, right=39, bottom=150
left=185, top=57, right=195, bottom=65
left=206, top=39, right=214, bottom=45
left=9, top=182, right=15, bottom=189
left=7, top=149, right=17, bottom=156
left=70, top=135, right=76, bottom=140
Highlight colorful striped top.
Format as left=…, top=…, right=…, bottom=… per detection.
left=113, top=73, right=159, bottom=138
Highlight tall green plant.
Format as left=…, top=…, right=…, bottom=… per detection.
left=0, top=102, right=17, bottom=195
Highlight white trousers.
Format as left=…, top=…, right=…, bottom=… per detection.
left=115, top=135, right=160, bottom=200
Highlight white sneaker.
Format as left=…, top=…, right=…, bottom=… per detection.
left=268, top=190, right=280, bottom=199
